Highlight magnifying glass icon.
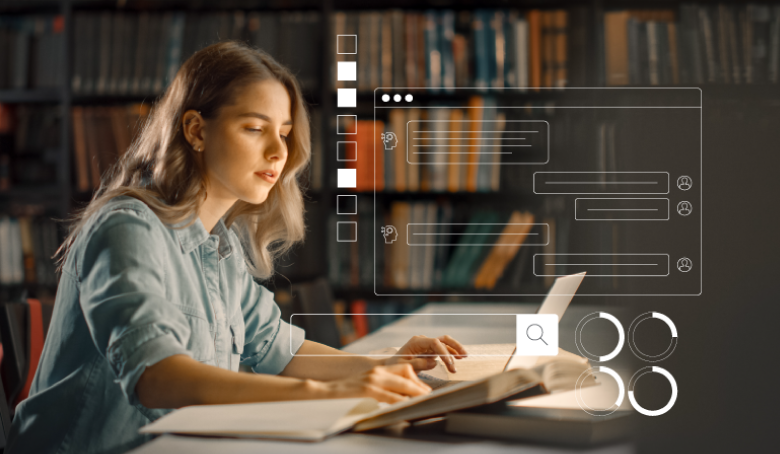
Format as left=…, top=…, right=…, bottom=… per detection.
left=526, top=324, right=548, bottom=345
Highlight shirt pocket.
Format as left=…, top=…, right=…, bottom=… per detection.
left=176, top=305, right=217, bottom=366
left=229, top=323, right=245, bottom=372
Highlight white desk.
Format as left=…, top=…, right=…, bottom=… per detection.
left=128, top=303, right=635, bottom=454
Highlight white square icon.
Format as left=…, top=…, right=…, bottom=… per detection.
left=337, top=61, right=357, bottom=81
left=337, top=169, right=356, bottom=188
left=516, top=314, right=558, bottom=357
left=337, top=88, right=357, bottom=107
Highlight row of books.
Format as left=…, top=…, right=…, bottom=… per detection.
left=0, top=15, right=64, bottom=90
left=605, top=4, right=780, bottom=86
left=327, top=199, right=567, bottom=291
left=0, top=216, right=59, bottom=287
left=341, top=97, right=515, bottom=193
left=333, top=8, right=592, bottom=92
left=0, top=104, right=60, bottom=190
left=70, top=104, right=149, bottom=192
left=72, top=10, right=320, bottom=96
left=69, top=104, right=323, bottom=193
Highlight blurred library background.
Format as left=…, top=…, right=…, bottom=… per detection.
left=0, top=0, right=777, bottom=343
left=0, top=3, right=778, bottom=449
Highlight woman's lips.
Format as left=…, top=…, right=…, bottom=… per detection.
left=255, top=172, right=276, bottom=184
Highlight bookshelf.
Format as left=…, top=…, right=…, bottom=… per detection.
left=1, top=0, right=778, bottom=339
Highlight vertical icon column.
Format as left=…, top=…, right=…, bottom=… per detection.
left=336, top=33, right=357, bottom=242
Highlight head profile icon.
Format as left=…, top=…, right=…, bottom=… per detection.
left=677, top=201, right=692, bottom=217
left=380, top=225, right=397, bottom=244
left=677, top=257, right=693, bottom=273
left=677, top=175, right=692, bottom=191
left=380, top=132, right=398, bottom=151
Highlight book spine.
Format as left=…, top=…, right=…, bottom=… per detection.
left=647, top=21, right=660, bottom=85
left=165, top=12, right=186, bottom=90
left=392, top=10, right=406, bottom=87
left=515, top=18, right=528, bottom=91
left=472, top=11, right=488, bottom=89
left=441, top=10, right=455, bottom=92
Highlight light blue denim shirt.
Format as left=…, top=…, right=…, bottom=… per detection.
left=6, top=195, right=306, bottom=454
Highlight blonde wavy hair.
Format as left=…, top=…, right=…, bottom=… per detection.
left=56, top=40, right=311, bottom=280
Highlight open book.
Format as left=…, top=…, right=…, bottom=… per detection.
left=139, top=346, right=591, bottom=441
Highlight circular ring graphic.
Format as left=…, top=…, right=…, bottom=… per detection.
left=676, top=175, right=693, bottom=191
left=628, top=312, right=678, bottom=362
left=575, top=312, right=625, bottom=362
left=575, top=366, right=625, bottom=416
left=676, top=257, right=693, bottom=272
left=628, top=366, right=678, bottom=416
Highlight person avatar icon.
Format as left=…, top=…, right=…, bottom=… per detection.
left=381, top=132, right=398, bottom=151
left=381, top=225, right=397, bottom=244
left=677, top=175, right=693, bottom=191
left=677, top=201, right=692, bottom=217
left=677, top=257, right=693, bottom=273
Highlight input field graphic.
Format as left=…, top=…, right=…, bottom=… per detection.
left=533, top=254, right=670, bottom=277
left=407, top=223, right=549, bottom=246
left=533, top=172, right=670, bottom=194
left=406, top=119, right=549, bottom=165
left=575, top=198, right=670, bottom=221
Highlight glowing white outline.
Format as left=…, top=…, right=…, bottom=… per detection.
left=371, top=87, right=702, bottom=296
left=336, top=141, right=357, bottom=161
left=534, top=171, right=670, bottom=195
left=575, top=365, right=625, bottom=416
left=628, top=312, right=678, bottom=362
left=406, top=222, right=549, bottom=246
left=575, top=198, right=670, bottom=221
left=335, top=221, right=357, bottom=243
left=336, top=34, right=357, bottom=55
left=628, top=366, right=678, bottom=416
left=533, top=253, right=670, bottom=277
left=575, top=311, right=625, bottom=362
left=289, top=313, right=537, bottom=356
left=405, top=119, right=549, bottom=165
left=336, top=195, right=358, bottom=215
left=336, top=115, right=357, bottom=135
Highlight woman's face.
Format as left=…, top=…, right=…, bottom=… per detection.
left=192, top=79, right=292, bottom=206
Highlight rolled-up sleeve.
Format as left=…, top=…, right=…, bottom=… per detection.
left=236, top=257, right=305, bottom=375
left=78, top=207, right=193, bottom=406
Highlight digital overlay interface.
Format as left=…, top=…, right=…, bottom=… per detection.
left=372, top=87, right=701, bottom=296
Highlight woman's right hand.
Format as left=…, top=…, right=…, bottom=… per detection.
left=317, top=363, right=432, bottom=404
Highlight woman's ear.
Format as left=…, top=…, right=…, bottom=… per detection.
left=182, top=109, right=206, bottom=152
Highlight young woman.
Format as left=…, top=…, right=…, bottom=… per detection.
left=6, top=41, right=467, bottom=454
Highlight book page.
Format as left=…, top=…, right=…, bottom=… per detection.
left=139, top=398, right=378, bottom=439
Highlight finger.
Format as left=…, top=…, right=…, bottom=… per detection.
left=364, top=384, right=410, bottom=404
left=380, top=365, right=432, bottom=395
left=437, top=335, right=468, bottom=358
left=384, top=363, right=433, bottom=388
left=425, top=338, right=457, bottom=373
left=445, top=344, right=462, bottom=358
left=402, top=357, right=436, bottom=371
left=412, top=357, right=438, bottom=371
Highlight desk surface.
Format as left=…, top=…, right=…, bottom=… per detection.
left=128, top=303, right=635, bottom=454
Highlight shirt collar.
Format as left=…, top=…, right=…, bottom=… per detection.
left=174, top=216, right=233, bottom=260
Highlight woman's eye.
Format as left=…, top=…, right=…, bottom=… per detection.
left=247, top=128, right=261, bottom=133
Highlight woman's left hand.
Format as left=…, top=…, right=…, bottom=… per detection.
left=384, top=335, right=468, bottom=374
